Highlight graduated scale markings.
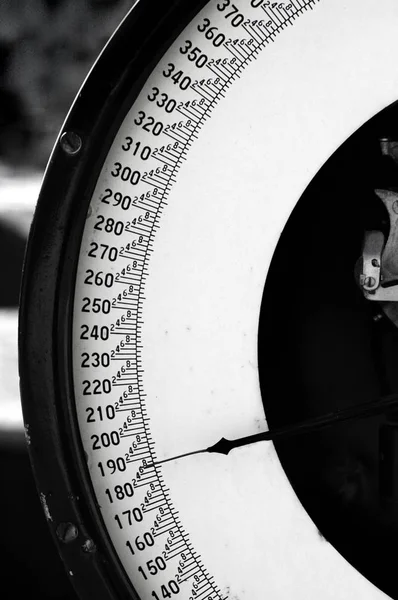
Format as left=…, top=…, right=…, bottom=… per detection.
left=74, top=2, right=319, bottom=599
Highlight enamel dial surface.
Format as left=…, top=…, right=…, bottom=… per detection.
left=20, top=1, right=398, bottom=599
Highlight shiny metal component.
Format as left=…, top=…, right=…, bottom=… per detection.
left=375, top=189, right=398, bottom=281
left=379, top=137, right=398, bottom=164
left=362, top=190, right=398, bottom=301
left=60, top=131, right=82, bottom=156
left=360, top=231, right=384, bottom=294
left=56, top=522, right=79, bottom=544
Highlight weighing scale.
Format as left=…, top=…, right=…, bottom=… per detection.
left=18, top=0, right=398, bottom=598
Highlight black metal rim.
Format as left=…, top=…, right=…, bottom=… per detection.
left=19, top=2, right=209, bottom=599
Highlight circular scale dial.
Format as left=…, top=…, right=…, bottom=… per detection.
left=19, top=1, right=398, bottom=599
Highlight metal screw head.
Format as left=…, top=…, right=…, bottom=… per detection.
left=380, top=137, right=390, bottom=155
left=371, top=259, right=380, bottom=267
left=56, top=522, right=79, bottom=544
left=82, top=539, right=96, bottom=554
left=60, top=131, right=82, bottom=156
left=363, top=276, right=376, bottom=288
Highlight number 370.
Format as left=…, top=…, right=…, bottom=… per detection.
left=217, top=1, right=245, bottom=27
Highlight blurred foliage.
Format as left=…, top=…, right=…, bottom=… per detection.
left=0, top=0, right=135, bottom=169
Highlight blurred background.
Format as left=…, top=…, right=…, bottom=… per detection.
left=0, top=1, right=135, bottom=597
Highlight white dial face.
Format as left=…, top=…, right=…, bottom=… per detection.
left=72, top=0, right=398, bottom=598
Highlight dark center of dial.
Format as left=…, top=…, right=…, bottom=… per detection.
left=258, top=99, right=398, bottom=600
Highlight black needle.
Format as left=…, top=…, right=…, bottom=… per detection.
left=154, top=392, right=398, bottom=466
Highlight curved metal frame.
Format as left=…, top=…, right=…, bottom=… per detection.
left=19, top=2, right=208, bottom=598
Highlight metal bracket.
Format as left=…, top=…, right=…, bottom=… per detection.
left=360, top=189, right=398, bottom=301
left=360, top=230, right=383, bottom=295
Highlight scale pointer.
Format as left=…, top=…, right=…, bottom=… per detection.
left=153, top=393, right=398, bottom=466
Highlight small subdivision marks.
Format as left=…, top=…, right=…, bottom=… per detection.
left=114, top=0, right=319, bottom=597
left=143, top=464, right=228, bottom=600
